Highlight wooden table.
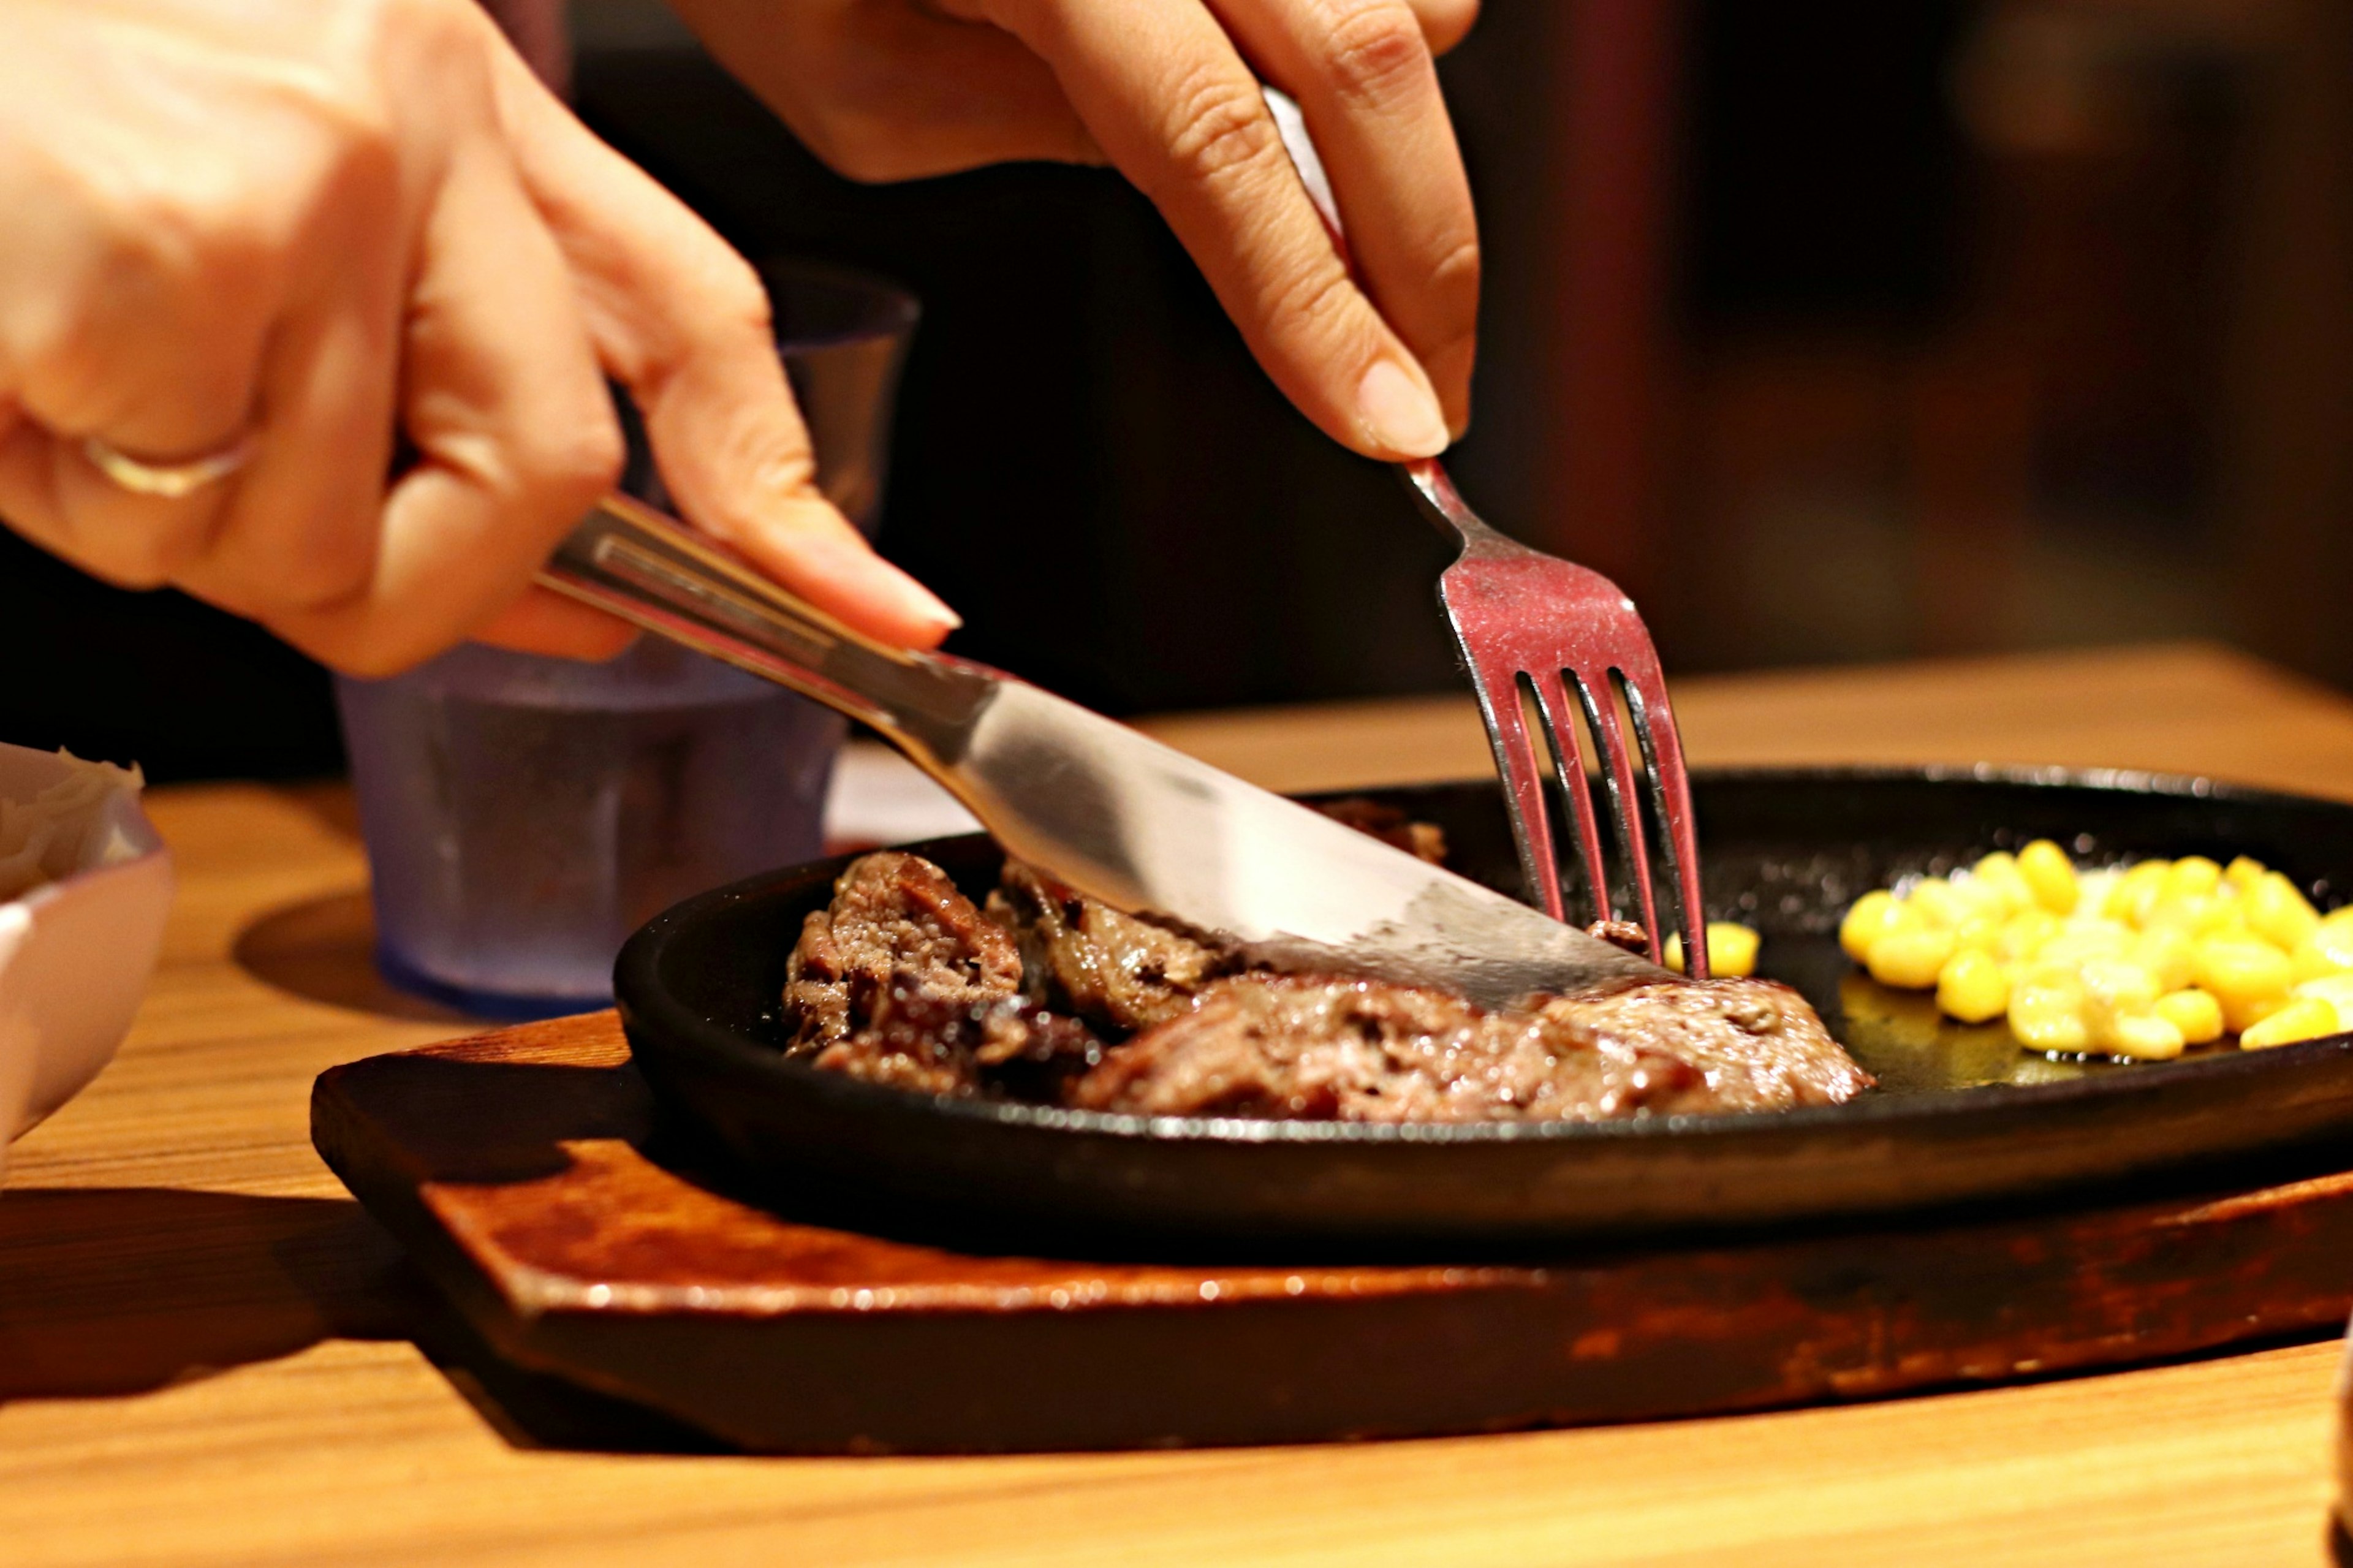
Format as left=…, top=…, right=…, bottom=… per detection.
left=7, top=640, right=2352, bottom=1567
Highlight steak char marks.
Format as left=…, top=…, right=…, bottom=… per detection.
left=781, top=849, right=1871, bottom=1121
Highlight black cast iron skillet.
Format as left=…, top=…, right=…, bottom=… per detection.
left=616, top=768, right=2353, bottom=1248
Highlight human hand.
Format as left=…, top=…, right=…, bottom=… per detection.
left=0, top=0, right=957, bottom=676
left=670, top=0, right=1480, bottom=461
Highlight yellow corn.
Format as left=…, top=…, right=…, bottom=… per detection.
left=1972, top=852, right=2037, bottom=916
left=1953, top=914, right=2003, bottom=953
left=2105, top=1013, right=2187, bottom=1061
left=2108, top=860, right=2172, bottom=926
left=2245, top=872, right=2322, bottom=952
left=2295, top=974, right=2353, bottom=1014
left=1844, top=843, right=2346, bottom=1055
left=1936, top=948, right=2010, bottom=1024
left=1997, top=908, right=2063, bottom=962
left=1840, top=890, right=1900, bottom=963
left=2292, top=916, right=2353, bottom=982
left=2133, top=928, right=2196, bottom=992
left=2143, top=893, right=2245, bottom=938
left=1869, top=925, right=1958, bottom=990
left=2080, top=955, right=2162, bottom=1015
left=2078, top=956, right=2165, bottom=1058
left=1663, top=922, right=1760, bottom=978
left=2164, top=857, right=2223, bottom=903
left=2037, top=920, right=2134, bottom=970
left=2155, top=987, right=2225, bottom=1045
left=1906, top=877, right=1969, bottom=930
left=2010, top=976, right=2091, bottom=1053
left=2018, top=839, right=2080, bottom=915
left=2240, top=996, right=2341, bottom=1050
left=2192, top=937, right=2295, bottom=1033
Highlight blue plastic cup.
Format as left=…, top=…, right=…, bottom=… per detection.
left=336, top=262, right=918, bottom=1017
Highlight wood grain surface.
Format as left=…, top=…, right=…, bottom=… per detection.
left=5, top=640, right=2351, bottom=1566
left=311, top=1011, right=2353, bottom=1456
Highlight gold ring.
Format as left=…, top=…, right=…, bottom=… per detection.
left=81, top=432, right=257, bottom=500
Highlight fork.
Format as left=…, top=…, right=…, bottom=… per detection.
left=1262, top=89, right=1707, bottom=974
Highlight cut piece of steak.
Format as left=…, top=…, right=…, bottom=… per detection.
left=1529, top=978, right=1870, bottom=1109
left=1065, top=975, right=1732, bottom=1123
left=809, top=974, right=1108, bottom=1099
left=782, top=850, right=1022, bottom=1053
left=1068, top=973, right=1870, bottom=1123
left=784, top=850, right=1871, bottom=1124
left=987, top=860, right=1241, bottom=1032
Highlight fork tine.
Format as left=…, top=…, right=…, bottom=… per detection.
left=1528, top=668, right=1613, bottom=926
left=1616, top=663, right=1708, bottom=980
left=1572, top=668, right=1663, bottom=964
left=1457, top=654, right=1568, bottom=921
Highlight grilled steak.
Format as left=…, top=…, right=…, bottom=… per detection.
left=781, top=850, right=1024, bottom=1053
left=779, top=849, right=1871, bottom=1121
left=1065, top=975, right=1722, bottom=1121
left=986, top=860, right=1243, bottom=1032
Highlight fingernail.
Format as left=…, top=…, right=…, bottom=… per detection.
left=891, top=567, right=963, bottom=634
left=790, top=529, right=961, bottom=636
left=1357, top=358, right=1450, bottom=458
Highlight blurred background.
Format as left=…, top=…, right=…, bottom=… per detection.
left=3, top=0, right=2346, bottom=780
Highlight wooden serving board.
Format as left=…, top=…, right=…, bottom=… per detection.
left=312, top=1012, right=2353, bottom=1455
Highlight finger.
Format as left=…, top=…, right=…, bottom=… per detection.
left=486, top=43, right=960, bottom=650
left=964, top=0, right=1450, bottom=459
left=172, top=150, right=409, bottom=619
left=1211, top=0, right=1479, bottom=431
left=0, top=292, right=263, bottom=588
left=674, top=0, right=1102, bottom=178
left=0, top=416, right=241, bottom=591
left=1404, top=0, right=1479, bottom=56
left=0, top=37, right=289, bottom=584
left=473, top=586, right=640, bottom=661
left=260, top=139, right=622, bottom=676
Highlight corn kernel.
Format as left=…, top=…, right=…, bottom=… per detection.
left=2245, top=872, right=2322, bottom=952
left=1972, top=852, right=2037, bottom=916
left=2155, top=987, right=2226, bottom=1045
left=2038, top=920, right=2134, bottom=970
left=1840, top=890, right=1900, bottom=963
left=2165, top=856, right=2223, bottom=903
left=1936, top=948, right=2010, bottom=1024
left=1664, top=922, right=1760, bottom=978
left=2133, top=928, right=2197, bottom=992
left=2143, top=893, right=2245, bottom=938
left=2294, top=974, right=2353, bottom=1015
left=1953, top=914, right=2004, bottom=954
left=1996, top=908, right=2061, bottom=963
left=2225, top=855, right=2268, bottom=893
left=2104, top=1012, right=2187, bottom=1061
left=2240, top=996, right=2341, bottom=1050
left=1906, top=877, right=1969, bottom=930
left=2109, top=860, right=2171, bottom=926
left=2010, top=977, right=2091, bottom=1052
left=2080, top=956, right=2162, bottom=1015
left=2294, top=916, right=2353, bottom=980
left=2018, top=840, right=2080, bottom=915
left=1711, top=922, right=1761, bottom=977
left=1870, top=925, right=1958, bottom=990
left=2192, top=937, right=2295, bottom=1033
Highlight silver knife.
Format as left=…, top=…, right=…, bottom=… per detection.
left=537, top=495, right=1667, bottom=1005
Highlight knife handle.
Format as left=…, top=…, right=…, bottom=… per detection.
left=536, top=493, right=991, bottom=761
